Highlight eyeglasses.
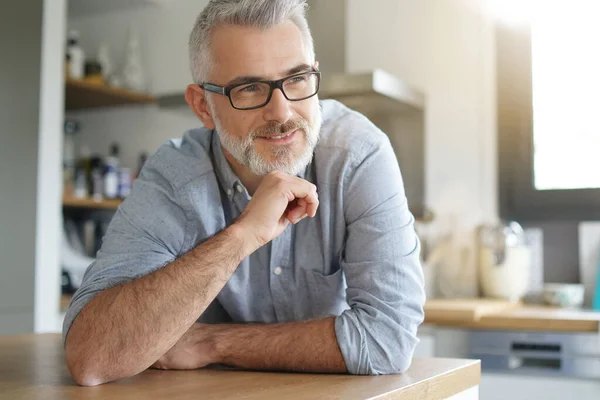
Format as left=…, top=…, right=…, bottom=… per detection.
left=200, top=70, right=321, bottom=110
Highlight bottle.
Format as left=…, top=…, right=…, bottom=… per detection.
left=63, top=119, right=80, bottom=197
left=104, top=165, right=119, bottom=199
left=478, top=221, right=532, bottom=301
left=84, top=60, right=103, bottom=85
left=73, top=169, right=88, bottom=199
left=121, top=27, right=146, bottom=91
left=76, top=145, right=92, bottom=196
left=66, top=30, right=85, bottom=80
left=118, top=168, right=132, bottom=198
left=97, top=43, right=115, bottom=85
left=91, top=167, right=104, bottom=201
left=103, top=143, right=120, bottom=199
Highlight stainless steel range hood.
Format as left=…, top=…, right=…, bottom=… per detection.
left=304, top=0, right=425, bottom=118
left=318, top=69, right=424, bottom=116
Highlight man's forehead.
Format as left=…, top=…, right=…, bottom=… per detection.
left=209, top=21, right=312, bottom=82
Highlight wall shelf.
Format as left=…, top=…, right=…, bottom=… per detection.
left=65, top=78, right=156, bottom=111
left=63, top=195, right=123, bottom=210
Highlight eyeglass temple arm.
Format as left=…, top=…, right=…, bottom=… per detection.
left=201, top=83, right=226, bottom=95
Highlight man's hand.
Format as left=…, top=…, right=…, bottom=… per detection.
left=235, top=170, right=319, bottom=249
left=152, top=318, right=346, bottom=374
left=151, top=324, right=215, bottom=370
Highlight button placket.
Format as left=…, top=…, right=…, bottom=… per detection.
left=269, top=225, right=293, bottom=321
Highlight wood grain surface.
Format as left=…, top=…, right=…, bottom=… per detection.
left=425, top=299, right=600, bottom=332
left=0, top=334, right=480, bottom=400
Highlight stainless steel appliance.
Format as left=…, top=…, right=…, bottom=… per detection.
left=469, top=330, right=600, bottom=379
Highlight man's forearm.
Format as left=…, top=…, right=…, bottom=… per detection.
left=65, top=225, right=252, bottom=386
left=210, top=317, right=347, bottom=373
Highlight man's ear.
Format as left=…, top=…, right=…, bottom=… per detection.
left=314, top=60, right=319, bottom=70
left=186, top=84, right=216, bottom=129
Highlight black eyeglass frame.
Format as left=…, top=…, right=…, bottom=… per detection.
left=199, top=70, right=321, bottom=110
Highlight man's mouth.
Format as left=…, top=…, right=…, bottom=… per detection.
left=258, top=129, right=298, bottom=142
left=267, top=131, right=293, bottom=139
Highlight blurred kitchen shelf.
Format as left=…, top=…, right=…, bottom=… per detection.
left=65, top=78, right=156, bottom=110
left=63, top=195, right=123, bottom=210
left=61, top=295, right=72, bottom=313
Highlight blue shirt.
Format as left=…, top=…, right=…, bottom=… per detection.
left=63, top=99, right=425, bottom=375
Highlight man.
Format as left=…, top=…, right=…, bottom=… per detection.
left=63, top=0, right=425, bottom=386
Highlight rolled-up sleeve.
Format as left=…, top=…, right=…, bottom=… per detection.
left=62, top=157, right=188, bottom=346
left=334, top=136, right=425, bottom=375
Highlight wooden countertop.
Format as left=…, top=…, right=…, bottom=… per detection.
left=0, top=334, right=480, bottom=400
left=424, top=299, right=600, bottom=333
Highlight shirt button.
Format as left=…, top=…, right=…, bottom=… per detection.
left=235, top=184, right=243, bottom=193
left=273, top=267, right=282, bottom=276
left=226, top=189, right=233, bottom=196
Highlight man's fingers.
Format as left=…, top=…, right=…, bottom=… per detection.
left=284, top=178, right=318, bottom=218
left=287, top=198, right=308, bottom=223
left=307, top=194, right=318, bottom=217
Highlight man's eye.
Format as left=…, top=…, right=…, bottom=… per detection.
left=240, top=84, right=260, bottom=93
left=288, top=76, right=307, bottom=84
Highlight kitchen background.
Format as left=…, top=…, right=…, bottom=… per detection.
left=1, top=0, right=599, bottom=399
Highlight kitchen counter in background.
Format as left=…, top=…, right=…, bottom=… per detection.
left=421, top=299, right=600, bottom=400
left=0, top=334, right=480, bottom=400
left=424, top=299, right=600, bottom=332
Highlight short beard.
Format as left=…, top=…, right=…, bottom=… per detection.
left=208, top=99, right=322, bottom=176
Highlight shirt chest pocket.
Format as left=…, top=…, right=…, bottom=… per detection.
left=287, top=266, right=349, bottom=320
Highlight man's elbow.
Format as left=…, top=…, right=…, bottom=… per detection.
left=345, top=348, right=415, bottom=376
left=70, top=370, right=105, bottom=387
left=337, top=307, right=421, bottom=376
left=372, top=355, right=413, bottom=375
left=66, top=357, right=106, bottom=387
left=65, top=341, right=113, bottom=386
left=365, top=340, right=417, bottom=375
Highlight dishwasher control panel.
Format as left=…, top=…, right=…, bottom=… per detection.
left=469, top=330, right=600, bottom=379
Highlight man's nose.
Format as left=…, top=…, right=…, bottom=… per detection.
left=262, top=88, right=293, bottom=124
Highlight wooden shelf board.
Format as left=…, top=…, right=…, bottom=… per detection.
left=65, top=78, right=156, bottom=110
left=62, top=195, right=123, bottom=210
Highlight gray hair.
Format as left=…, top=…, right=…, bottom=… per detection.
left=189, top=0, right=315, bottom=84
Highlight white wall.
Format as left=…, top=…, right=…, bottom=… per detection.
left=346, top=0, right=498, bottom=230
left=0, top=0, right=43, bottom=335
left=0, top=0, right=64, bottom=334
left=35, top=0, right=66, bottom=333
